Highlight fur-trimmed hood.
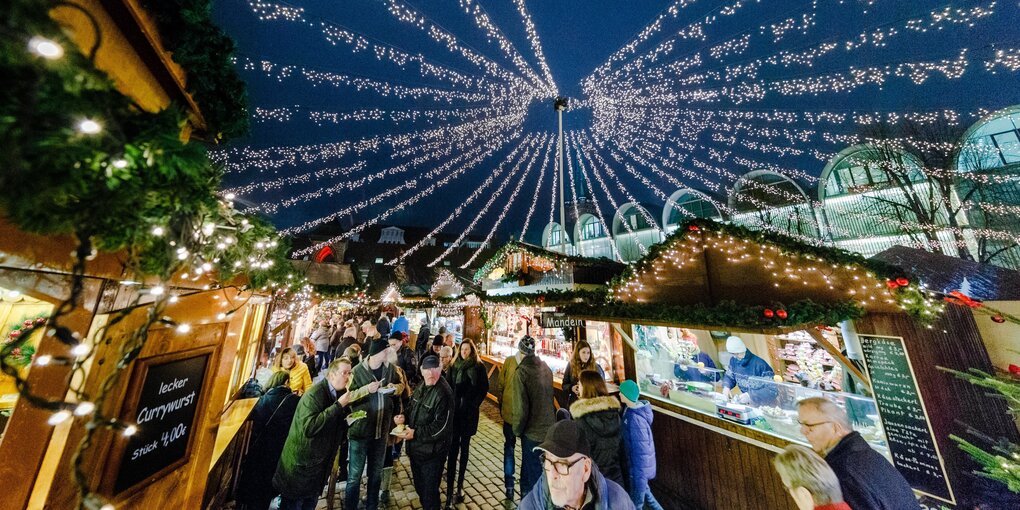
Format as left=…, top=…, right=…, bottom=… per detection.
left=569, top=395, right=620, bottom=419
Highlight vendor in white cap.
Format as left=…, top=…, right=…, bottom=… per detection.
left=721, top=335, right=778, bottom=406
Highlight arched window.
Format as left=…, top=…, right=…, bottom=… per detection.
left=580, top=216, right=605, bottom=240
left=664, top=189, right=722, bottom=227
left=958, top=107, right=1020, bottom=172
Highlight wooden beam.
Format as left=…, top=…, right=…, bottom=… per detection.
left=805, top=328, right=871, bottom=392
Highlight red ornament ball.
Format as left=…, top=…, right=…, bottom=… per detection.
left=895, top=277, right=909, bottom=287
left=9, top=330, right=21, bottom=339
left=991, top=315, right=1006, bottom=324
left=776, top=309, right=788, bottom=320
left=23, top=320, right=33, bottom=328
left=536, top=296, right=545, bottom=304
left=763, top=308, right=775, bottom=318
left=886, top=280, right=899, bottom=289
left=34, top=317, right=46, bottom=325
left=688, top=225, right=700, bottom=231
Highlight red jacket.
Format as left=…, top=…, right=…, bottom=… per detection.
left=815, top=503, right=852, bottom=510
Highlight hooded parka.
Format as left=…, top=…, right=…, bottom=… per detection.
left=569, top=395, right=625, bottom=486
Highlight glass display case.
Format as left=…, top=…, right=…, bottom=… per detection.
left=486, top=305, right=569, bottom=380
left=634, top=323, right=888, bottom=453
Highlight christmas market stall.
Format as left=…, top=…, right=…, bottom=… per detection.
left=560, top=220, right=1019, bottom=510
left=0, top=2, right=293, bottom=509
left=474, top=241, right=626, bottom=406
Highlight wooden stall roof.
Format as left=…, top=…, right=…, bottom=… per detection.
left=290, top=260, right=356, bottom=287
left=473, top=239, right=626, bottom=285
left=613, top=220, right=907, bottom=313
left=873, top=246, right=1020, bottom=301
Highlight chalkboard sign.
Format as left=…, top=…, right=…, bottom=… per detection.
left=110, top=349, right=211, bottom=494
left=859, top=334, right=955, bottom=504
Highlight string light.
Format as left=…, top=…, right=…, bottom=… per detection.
left=394, top=135, right=540, bottom=265
left=28, top=35, right=63, bottom=59
left=76, top=119, right=102, bottom=134
left=518, top=134, right=555, bottom=241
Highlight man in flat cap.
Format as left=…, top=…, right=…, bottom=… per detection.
left=394, top=354, right=453, bottom=510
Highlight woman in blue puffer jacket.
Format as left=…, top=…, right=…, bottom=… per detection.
left=618, top=380, right=664, bottom=510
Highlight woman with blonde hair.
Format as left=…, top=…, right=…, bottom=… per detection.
left=444, top=339, right=488, bottom=508
left=272, top=347, right=313, bottom=395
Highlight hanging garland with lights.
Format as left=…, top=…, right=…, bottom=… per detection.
left=472, top=240, right=617, bottom=282
left=0, top=2, right=297, bottom=508
left=610, top=219, right=943, bottom=322
left=562, top=298, right=865, bottom=330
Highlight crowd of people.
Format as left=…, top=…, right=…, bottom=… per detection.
left=236, top=306, right=918, bottom=510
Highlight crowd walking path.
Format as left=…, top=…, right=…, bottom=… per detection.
left=316, top=399, right=519, bottom=510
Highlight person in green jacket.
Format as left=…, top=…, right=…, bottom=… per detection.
left=495, top=336, right=525, bottom=501
left=510, top=335, right=556, bottom=498
left=345, top=337, right=403, bottom=510
left=272, top=357, right=353, bottom=510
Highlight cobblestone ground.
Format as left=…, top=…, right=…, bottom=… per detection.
left=315, top=399, right=521, bottom=510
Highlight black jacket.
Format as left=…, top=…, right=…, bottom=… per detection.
left=825, top=431, right=920, bottom=510
left=396, top=345, right=420, bottom=386
left=510, top=354, right=556, bottom=442
left=237, top=386, right=299, bottom=509
left=569, top=395, right=625, bottom=486
left=449, top=358, right=489, bottom=436
left=406, top=377, right=454, bottom=458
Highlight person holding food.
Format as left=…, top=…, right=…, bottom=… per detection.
left=273, top=358, right=353, bottom=510
left=394, top=355, right=453, bottom=510
left=722, top=336, right=778, bottom=406
left=344, top=337, right=403, bottom=510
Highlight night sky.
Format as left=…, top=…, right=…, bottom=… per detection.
left=211, top=0, right=1020, bottom=250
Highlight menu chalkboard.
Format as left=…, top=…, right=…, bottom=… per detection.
left=859, top=334, right=955, bottom=504
left=112, top=350, right=211, bottom=494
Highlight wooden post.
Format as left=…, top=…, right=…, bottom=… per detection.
left=806, top=328, right=871, bottom=392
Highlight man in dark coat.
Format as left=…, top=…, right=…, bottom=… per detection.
left=519, top=420, right=635, bottom=510
left=273, top=358, right=353, bottom=510
left=395, top=355, right=453, bottom=510
left=510, top=336, right=556, bottom=498
left=414, top=322, right=431, bottom=363
left=237, top=371, right=300, bottom=510
left=345, top=337, right=403, bottom=510
left=798, top=397, right=920, bottom=510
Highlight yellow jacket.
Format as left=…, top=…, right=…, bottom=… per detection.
left=279, top=363, right=313, bottom=395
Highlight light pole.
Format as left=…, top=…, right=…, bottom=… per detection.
left=554, top=96, right=569, bottom=255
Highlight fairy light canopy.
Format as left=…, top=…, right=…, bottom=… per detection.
left=212, top=1, right=1020, bottom=267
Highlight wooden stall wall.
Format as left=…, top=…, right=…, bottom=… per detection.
left=649, top=405, right=795, bottom=510
left=42, top=288, right=253, bottom=509
left=464, top=306, right=483, bottom=343
left=855, top=305, right=1020, bottom=508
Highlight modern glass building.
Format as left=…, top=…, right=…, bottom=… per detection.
left=537, top=106, right=1020, bottom=269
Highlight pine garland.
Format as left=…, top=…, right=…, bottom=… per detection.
left=561, top=298, right=864, bottom=329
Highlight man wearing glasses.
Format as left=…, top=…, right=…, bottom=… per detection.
left=797, top=397, right=919, bottom=510
left=519, top=420, right=635, bottom=510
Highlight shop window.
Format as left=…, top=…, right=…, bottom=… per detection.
left=632, top=324, right=888, bottom=452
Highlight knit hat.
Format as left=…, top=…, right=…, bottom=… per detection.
left=726, top=335, right=747, bottom=354
left=432, top=334, right=445, bottom=346
left=518, top=335, right=536, bottom=356
left=534, top=420, right=591, bottom=459
left=389, top=331, right=405, bottom=341
left=369, top=337, right=389, bottom=356
left=420, top=354, right=441, bottom=369
left=619, top=380, right=640, bottom=404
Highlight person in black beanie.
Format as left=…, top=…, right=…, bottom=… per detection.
left=345, top=336, right=402, bottom=510
left=510, top=335, right=556, bottom=498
